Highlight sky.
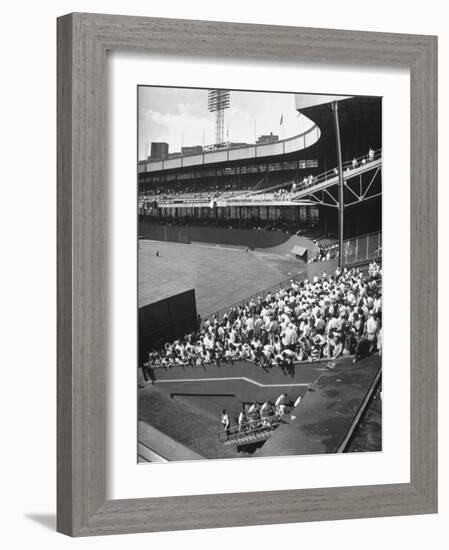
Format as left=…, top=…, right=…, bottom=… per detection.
left=138, top=86, right=315, bottom=160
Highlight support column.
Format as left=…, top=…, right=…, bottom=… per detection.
left=332, top=101, right=344, bottom=270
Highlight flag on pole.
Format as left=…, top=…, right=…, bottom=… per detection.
left=280, top=114, right=283, bottom=125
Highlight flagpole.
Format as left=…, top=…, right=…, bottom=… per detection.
left=280, top=113, right=285, bottom=153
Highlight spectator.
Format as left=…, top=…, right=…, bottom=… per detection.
left=143, top=263, right=382, bottom=370
left=275, top=392, right=288, bottom=416
left=221, top=409, right=230, bottom=437
left=238, top=407, right=247, bottom=432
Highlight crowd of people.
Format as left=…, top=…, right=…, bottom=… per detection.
left=142, top=262, right=382, bottom=379
left=139, top=182, right=255, bottom=204
left=309, top=241, right=339, bottom=263
left=140, top=149, right=379, bottom=211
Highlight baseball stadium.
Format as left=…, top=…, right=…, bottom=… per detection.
left=137, top=90, right=382, bottom=462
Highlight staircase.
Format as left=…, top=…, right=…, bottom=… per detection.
left=219, top=415, right=283, bottom=446
left=291, top=149, right=382, bottom=202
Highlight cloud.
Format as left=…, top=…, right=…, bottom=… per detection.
left=138, top=88, right=314, bottom=158
left=141, top=107, right=213, bottom=151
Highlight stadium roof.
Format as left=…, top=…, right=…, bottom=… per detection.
left=295, top=94, right=353, bottom=111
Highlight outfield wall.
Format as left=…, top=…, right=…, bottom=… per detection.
left=139, top=289, right=198, bottom=364
left=139, top=221, right=293, bottom=250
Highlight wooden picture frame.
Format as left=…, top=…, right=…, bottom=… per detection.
left=57, top=12, right=438, bottom=536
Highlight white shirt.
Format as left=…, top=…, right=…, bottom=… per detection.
left=275, top=394, right=286, bottom=407
left=221, top=413, right=230, bottom=428
left=366, top=316, right=378, bottom=335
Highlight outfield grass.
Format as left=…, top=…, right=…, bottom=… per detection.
left=138, top=240, right=303, bottom=316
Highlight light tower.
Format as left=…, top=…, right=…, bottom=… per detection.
left=208, top=89, right=230, bottom=146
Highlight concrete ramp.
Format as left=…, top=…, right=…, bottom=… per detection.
left=255, top=355, right=381, bottom=457
left=138, top=421, right=204, bottom=462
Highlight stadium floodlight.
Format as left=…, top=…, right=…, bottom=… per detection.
left=208, top=89, right=230, bottom=146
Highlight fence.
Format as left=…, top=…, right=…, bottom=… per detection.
left=342, top=231, right=382, bottom=266
left=218, top=414, right=283, bottom=445
left=292, top=148, right=382, bottom=196
left=138, top=220, right=294, bottom=250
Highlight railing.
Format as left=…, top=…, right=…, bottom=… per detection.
left=341, top=231, right=382, bottom=265
left=218, top=413, right=283, bottom=444
left=291, top=148, right=382, bottom=198
left=139, top=148, right=382, bottom=209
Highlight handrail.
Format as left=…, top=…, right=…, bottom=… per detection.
left=218, top=413, right=282, bottom=443
left=139, top=148, right=382, bottom=208
left=291, top=148, right=382, bottom=197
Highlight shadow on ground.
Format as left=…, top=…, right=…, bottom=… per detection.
left=25, top=513, right=56, bottom=531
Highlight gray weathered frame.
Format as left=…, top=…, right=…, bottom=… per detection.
left=57, top=12, right=438, bottom=537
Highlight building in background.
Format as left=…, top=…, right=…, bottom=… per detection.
left=256, top=132, right=279, bottom=145
left=181, top=145, right=203, bottom=156
left=150, top=142, right=169, bottom=160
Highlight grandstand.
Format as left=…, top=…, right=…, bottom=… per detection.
left=137, top=91, right=382, bottom=461
left=139, top=95, right=381, bottom=242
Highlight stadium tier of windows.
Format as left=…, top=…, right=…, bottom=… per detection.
left=142, top=204, right=320, bottom=231
left=139, top=159, right=318, bottom=185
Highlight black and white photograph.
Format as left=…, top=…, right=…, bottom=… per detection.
left=1, top=0, right=442, bottom=543
left=137, top=86, right=382, bottom=462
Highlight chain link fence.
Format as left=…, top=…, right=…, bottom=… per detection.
left=342, top=231, right=382, bottom=266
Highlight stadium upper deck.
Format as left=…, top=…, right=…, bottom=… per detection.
left=138, top=95, right=382, bottom=238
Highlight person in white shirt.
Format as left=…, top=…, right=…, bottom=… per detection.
left=221, top=409, right=230, bottom=437
left=147, top=262, right=382, bottom=373
left=260, top=400, right=271, bottom=418
left=248, top=401, right=260, bottom=424
left=366, top=312, right=378, bottom=342
left=377, top=326, right=382, bottom=356
left=204, top=333, right=214, bottom=351
left=294, top=395, right=302, bottom=407
left=245, top=315, right=255, bottom=338
left=275, top=392, right=288, bottom=416
left=238, top=407, right=247, bottom=432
